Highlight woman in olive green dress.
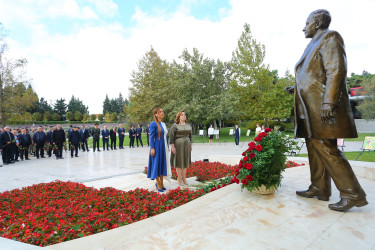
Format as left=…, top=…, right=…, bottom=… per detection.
left=170, top=111, right=192, bottom=186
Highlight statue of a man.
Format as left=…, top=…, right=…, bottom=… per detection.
left=286, top=9, right=368, bottom=211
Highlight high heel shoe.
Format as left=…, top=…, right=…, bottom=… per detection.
left=162, top=187, right=166, bottom=190
left=155, top=183, right=164, bottom=192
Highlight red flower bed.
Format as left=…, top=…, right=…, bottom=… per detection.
left=0, top=181, right=204, bottom=246
left=285, top=160, right=305, bottom=168
left=144, top=161, right=237, bottom=182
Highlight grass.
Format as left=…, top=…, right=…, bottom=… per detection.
left=297, top=151, right=375, bottom=162
left=345, top=133, right=375, bottom=142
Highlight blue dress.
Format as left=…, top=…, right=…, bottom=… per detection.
left=147, top=121, right=167, bottom=180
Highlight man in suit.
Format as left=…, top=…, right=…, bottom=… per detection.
left=11, top=129, right=20, bottom=162
left=46, top=126, right=55, bottom=157
left=92, top=123, right=101, bottom=152
left=33, top=126, right=46, bottom=159
left=234, top=124, right=240, bottom=146
left=19, top=128, right=32, bottom=160
left=67, top=125, right=73, bottom=150
left=128, top=125, right=135, bottom=148
left=102, top=126, right=110, bottom=151
left=145, top=123, right=150, bottom=147
left=29, top=126, right=36, bottom=157
left=118, top=124, right=125, bottom=149
left=80, top=125, right=90, bottom=152
left=135, top=124, right=143, bottom=147
left=69, top=126, right=81, bottom=158
left=1, top=127, right=14, bottom=165
left=109, top=126, right=117, bottom=150
left=286, top=9, right=367, bottom=211
left=53, top=125, right=66, bottom=159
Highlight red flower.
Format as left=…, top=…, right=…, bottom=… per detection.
left=254, top=136, right=262, bottom=142
left=265, top=128, right=272, bottom=132
left=238, top=161, right=243, bottom=168
left=246, top=175, right=253, bottom=181
left=248, top=142, right=256, bottom=148
left=259, top=132, right=267, bottom=138
left=249, top=152, right=255, bottom=159
left=243, top=156, right=249, bottom=162
left=244, top=163, right=253, bottom=170
left=241, top=179, right=248, bottom=185
left=242, top=152, right=245, bottom=156
left=256, top=145, right=263, bottom=151
left=235, top=178, right=240, bottom=184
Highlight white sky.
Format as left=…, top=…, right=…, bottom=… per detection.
left=0, top=0, right=374, bottom=114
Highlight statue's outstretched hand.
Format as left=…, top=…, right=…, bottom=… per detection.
left=321, top=103, right=336, bottom=124
left=285, top=86, right=295, bottom=94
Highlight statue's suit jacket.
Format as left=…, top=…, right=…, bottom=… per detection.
left=294, top=29, right=357, bottom=139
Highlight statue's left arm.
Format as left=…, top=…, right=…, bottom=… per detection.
left=320, top=31, right=347, bottom=123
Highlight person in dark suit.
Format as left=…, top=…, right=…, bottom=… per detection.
left=69, top=126, right=81, bottom=158
left=18, top=128, right=31, bottom=160
left=102, top=126, right=110, bottom=150
left=118, top=124, right=125, bottom=149
left=33, top=126, right=46, bottom=159
left=11, top=129, right=20, bottom=162
left=109, top=126, right=117, bottom=150
left=80, top=125, right=90, bottom=152
left=67, top=125, right=73, bottom=150
left=53, top=125, right=66, bottom=159
left=92, top=123, right=101, bottom=152
left=128, top=126, right=135, bottom=148
left=135, top=124, right=143, bottom=147
left=46, top=126, right=55, bottom=157
left=286, top=9, right=367, bottom=211
left=234, top=124, right=240, bottom=146
left=1, top=127, right=14, bottom=165
left=146, top=123, right=150, bottom=147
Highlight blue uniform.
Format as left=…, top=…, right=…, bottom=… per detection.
left=147, top=121, right=167, bottom=180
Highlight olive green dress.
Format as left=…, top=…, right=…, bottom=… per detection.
left=169, top=123, right=192, bottom=169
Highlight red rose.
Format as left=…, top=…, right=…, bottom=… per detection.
left=242, top=179, right=248, bottom=185
left=265, top=128, right=272, bottom=132
left=242, top=152, right=246, bottom=156
left=254, top=136, right=262, bottom=142
left=238, top=161, right=243, bottom=169
left=249, top=152, right=255, bottom=159
left=256, top=145, right=263, bottom=151
left=235, top=169, right=240, bottom=175
left=243, top=156, right=249, bottom=162
left=248, top=142, right=255, bottom=147
left=259, top=132, right=267, bottom=138
left=246, top=175, right=253, bottom=181
left=230, top=179, right=235, bottom=184
left=235, top=178, right=240, bottom=184
left=222, top=183, right=226, bottom=187
left=245, top=163, right=253, bottom=170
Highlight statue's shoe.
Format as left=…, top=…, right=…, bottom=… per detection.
left=329, top=198, right=368, bottom=212
left=296, top=189, right=330, bottom=201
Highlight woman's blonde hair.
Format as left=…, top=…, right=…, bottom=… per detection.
left=153, top=107, right=162, bottom=139
left=175, top=111, right=186, bottom=124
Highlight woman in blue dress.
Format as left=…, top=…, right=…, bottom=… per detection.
left=147, top=107, right=168, bottom=192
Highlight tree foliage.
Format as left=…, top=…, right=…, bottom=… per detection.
left=67, top=96, right=88, bottom=114
left=357, top=75, right=375, bottom=120
left=346, top=71, right=375, bottom=88
left=53, top=98, right=67, bottom=117
left=103, top=93, right=127, bottom=114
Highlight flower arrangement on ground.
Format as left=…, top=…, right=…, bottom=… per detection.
left=233, top=129, right=297, bottom=193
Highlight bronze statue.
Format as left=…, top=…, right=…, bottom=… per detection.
left=286, top=9, right=368, bottom=211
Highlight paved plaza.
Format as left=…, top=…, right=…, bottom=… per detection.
left=0, top=141, right=374, bottom=249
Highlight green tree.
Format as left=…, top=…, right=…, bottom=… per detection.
left=82, top=113, right=89, bottom=122
left=90, top=114, right=97, bottom=121
left=52, top=113, right=62, bottom=121
left=346, top=71, right=375, bottom=88
left=43, top=111, right=53, bottom=121
left=357, top=75, right=375, bottom=120
left=23, top=112, right=32, bottom=122
left=103, top=95, right=111, bottom=114
left=98, top=114, right=104, bottom=121
left=65, top=111, right=74, bottom=121
left=67, top=95, right=88, bottom=114
left=53, top=98, right=67, bottom=117
left=74, top=111, right=82, bottom=121
left=129, top=47, right=172, bottom=122
left=104, top=112, right=112, bottom=122
left=32, top=112, right=42, bottom=121
left=35, top=97, right=53, bottom=114
left=110, top=112, right=118, bottom=122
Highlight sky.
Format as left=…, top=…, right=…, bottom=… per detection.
left=0, top=0, right=374, bottom=114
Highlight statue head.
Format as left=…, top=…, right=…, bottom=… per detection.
left=304, top=9, right=331, bottom=38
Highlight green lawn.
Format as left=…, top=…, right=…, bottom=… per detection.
left=345, top=133, right=375, bottom=142
left=296, top=151, right=375, bottom=162
left=83, top=134, right=149, bottom=148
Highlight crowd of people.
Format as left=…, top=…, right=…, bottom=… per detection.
left=0, top=123, right=151, bottom=167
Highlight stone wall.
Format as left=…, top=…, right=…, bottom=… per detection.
left=354, top=119, right=375, bottom=133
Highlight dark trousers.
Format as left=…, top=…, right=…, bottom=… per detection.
left=306, top=138, right=366, bottom=200
left=110, top=138, right=117, bottom=149
left=119, top=136, right=124, bottom=148
left=93, top=138, right=100, bottom=151
left=71, top=143, right=79, bottom=157
left=136, top=135, right=143, bottom=147
left=36, top=144, right=44, bottom=158
left=235, top=136, right=239, bottom=145
left=55, top=143, right=63, bottom=158
left=103, top=138, right=109, bottom=150
left=11, top=145, right=19, bottom=161
left=129, top=137, right=135, bottom=148
left=2, top=144, right=11, bottom=163
left=147, top=134, right=150, bottom=146
left=20, top=148, right=29, bottom=160
left=47, top=144, right=53, bottom=157
left=81, top=140, right=89, bottom=151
